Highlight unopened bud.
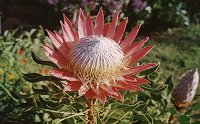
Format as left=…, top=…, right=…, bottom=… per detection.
left=172, top=69, right=199, bottom=108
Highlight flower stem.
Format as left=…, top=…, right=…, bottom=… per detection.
left=87, top=100, right=93, bottom=124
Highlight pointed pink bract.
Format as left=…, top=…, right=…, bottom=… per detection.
left=101, top=84, right=119, bottom=97
left=113, top=18, right=127, bottom=44
left=120, top=24, right=141, bottom=49
left=60, top=21, right=74, bottom=48
left=49, top=69, right=79, bottom=81
left=106, top=13, right=119, bottom=39
left=122, top=63, right=156, bottom=76
left=63, top=14, right=78, bottom=41
left=128, top=46, right=153, bottom=65
left=103, top=23, right=110, bottom=36
left=78, top=8, right=86, bottom=38
left=115, top=80, right=142, bottom=91
left=106, top=87, right=122, bottom=100
left=125, top=37, right=149, bottom=58
left=63, top=81, right=82, bottom=91
left=79, top=83, right=90, bottom=95
left=94, top=8, right=104, bottom=35
left=60, top=21, right=71, bottom=41
left=54, top=31, right=69, bottom=49
left=46, top=30, right=69, bottom=59
left=135, top=77, right=149, bottom=84
left=85, top=89, right=95, bottom=99
left=85, top=13, right=93, bottom=36
left=43, top=45, right=68, bottom=70
left=95, top=87, right=106, bottom=104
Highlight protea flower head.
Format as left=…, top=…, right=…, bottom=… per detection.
left=172, top=69, right=199, bottom=108
left=43, top=8, right=155, bottom=103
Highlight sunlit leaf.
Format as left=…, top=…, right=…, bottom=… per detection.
left=52, top=119, right=62, bottom=124
left=35, top=114, right=41, bottom=122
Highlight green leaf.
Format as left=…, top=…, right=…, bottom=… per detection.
left=135, top=100, right=150, bottom=111
left=116, top=101, right=140, bottom=112
left=97, top=114, right=103, bottom=124
left=31, top=51, right=58, bottom=68
left=132, top=112, right=153, bottom=124
left=32, top=85, right=49, bottom=95
left=168, top=107, right=177, bottom=115
left=9, top=90, right=22, bottom=99
left=151, top=93, right=162, bottom=102
left=35, top=114, right=41, bottom=122
left=140, top=84, right=167, bottom=94
left=147, top=72, right=159, bottom=81
left=38, top=96, right=48, bottom=108
left=153, top=85, right=168, bottom=94
left=52, top=119, right=62, bottom=124
left=165, top=75, right=174, bottom=95
left=22, top=72, right=62, bottom=82
left=102, top=104, right=111, bottom=119
left=190, top=113, right=200, bottom=119
left=192, top=122, right=200, bottom=124
left=43, top=113, right=52, bottom=122
left=75, top=96, right=87, bottom=103
left=38, top=96, right=59, bottom=108
left=177, top=115, right=190, bottom=124
left=0, top=83, right=18, bottom=102
left=50, top=104, right=73, bottom=113
left=192, top=101, right=200, bottom=111
left=9, top=91, right=31, bottom=100
left=139, top=62, right=160, bottom=76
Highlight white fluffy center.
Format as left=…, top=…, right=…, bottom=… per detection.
left=69, top=35, right=125, bottom=84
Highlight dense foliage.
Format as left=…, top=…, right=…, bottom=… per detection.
left=40, top=0, right=191, bottom=32
left=0, top=25, right=200, bottom=123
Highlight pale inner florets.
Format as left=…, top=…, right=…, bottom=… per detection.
left=69, top=35, right=125, bottom=84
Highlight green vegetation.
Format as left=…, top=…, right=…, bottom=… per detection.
left=0, top=25, right=200, bottom=123
left=144, top=25, right=200, bottom=82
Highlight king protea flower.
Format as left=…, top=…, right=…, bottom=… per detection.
left=43, top=8, right=155, bottom=103
left=172, top=69, right=199, bottom=108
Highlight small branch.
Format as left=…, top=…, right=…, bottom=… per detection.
left=87, top=100, right=94, bottom=124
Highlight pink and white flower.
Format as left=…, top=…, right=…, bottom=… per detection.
left=43, top=8, right=155, bottom=103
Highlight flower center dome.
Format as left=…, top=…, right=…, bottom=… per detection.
left=69, top=35, right=125, bottom=83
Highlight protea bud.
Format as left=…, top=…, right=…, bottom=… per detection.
left=172, top=69, right=199, bottom=108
